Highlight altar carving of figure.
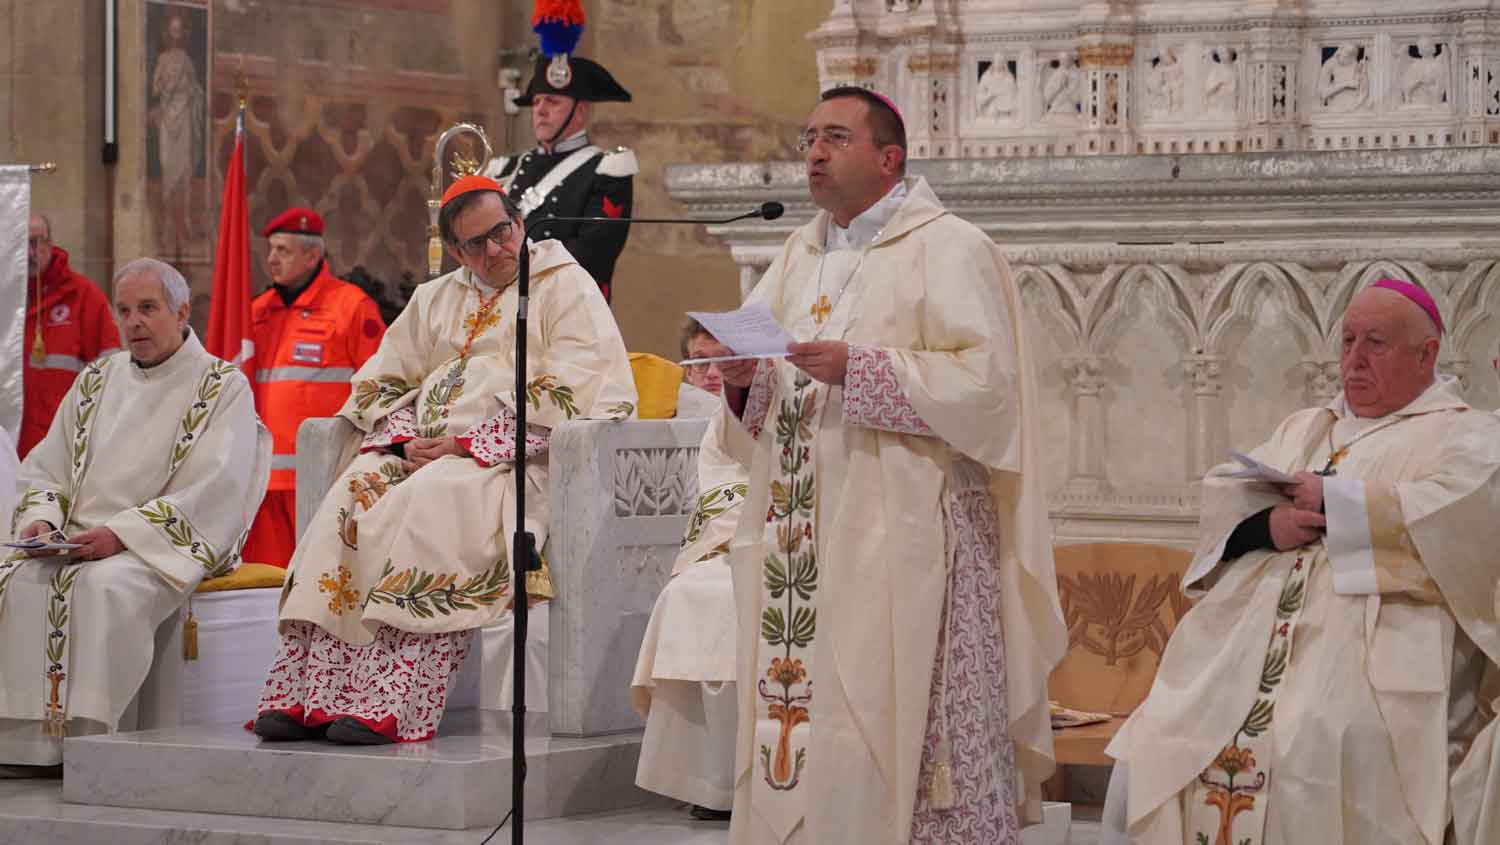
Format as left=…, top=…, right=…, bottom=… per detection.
left=1319, top=44, right=1369, bottom=111
left=150, top=12, right=204, bottom=255
left=1146, top=47, right=1185, bottom=115
left=1398, top=40, right=1449, bottom=109
left=1204, top=47, right=1238, bottom=115
left=1043, top=53, right=1082, bottom=122
left=976, top=54, right=1017, bottom=119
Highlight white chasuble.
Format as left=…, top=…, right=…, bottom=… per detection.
left=630, top=412, right=750, bottom=809
left=277, top=239, right=636, bottom=644
left=2, top=331, right=268, bottom=758
left=1109, top=377, right=1500, bottom=845
left=721, top=177, right=1066, bottom=844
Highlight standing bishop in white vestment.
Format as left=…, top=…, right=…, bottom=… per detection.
left=632, top=324, right=746, bottom=817
left=3, top=258, right=270, bottom=766
left=1103, top=280, right=1500, bottom=845
left=254, top=175, right=636, bottom=745
left=715, top=87, right=1065, bottom=844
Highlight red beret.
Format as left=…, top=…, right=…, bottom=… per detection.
left=263, top=207, right=324, bottom=238
left=441, top=175, right=506, bottom=209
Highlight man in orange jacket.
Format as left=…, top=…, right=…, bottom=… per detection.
left=241, top=208, right=385, bottom=568
left=19, top=212, right=121, bottom=458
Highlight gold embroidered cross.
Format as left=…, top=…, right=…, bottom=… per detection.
left=810, top=295, right=832, bottom=325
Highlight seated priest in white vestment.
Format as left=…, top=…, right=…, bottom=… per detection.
left=2, top=258, right=269, bottom=769
left=715, top=87, right=1065, bottom=845
left=1101, top=279, right=1500, bottom=845
left=631, top=320, right=746, bottom=819
left=252, top=175, right=636, bottom=746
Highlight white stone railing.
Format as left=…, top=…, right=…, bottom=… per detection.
left=810, top=0, right=1500, bottom=160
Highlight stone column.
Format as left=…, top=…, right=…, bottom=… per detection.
left=737, top=262, right=770, bottom=301
left=1301, top=358, right=1341, bottom=405
left=1063, top=355, right=1109, bottom=492
left=1242, top=2, right=1302, bottom=152
left=1185, top=353, right=1226, bottom=479
left=1076, top=41, right=1136, bottom=156
left=807, top=0, right=875, bottom=93
left=883, top=0, right=960, bottom=160
left=1458, top=13, right=1495, bottom=146
left=1075, top=0, right=1136, bottom=157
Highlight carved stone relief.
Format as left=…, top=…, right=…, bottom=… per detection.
left=1397, top=40, right=1451, bottom=110
left=1145, top=48, right=1185, bottom=117
left=1318, top=44, right=1370, bottom=112
left=1204, top=47, right=1239, bottom=116
left=612, top=448, right=700, bottom=518
left=811, top=2, right=1500, bottom=158
left=976, top=54, right=1018, bottom=121
left=1042, top=54, right=1084, bottom=124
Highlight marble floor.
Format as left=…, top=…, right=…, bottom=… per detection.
left=0, top=779, right=1104, bottom=844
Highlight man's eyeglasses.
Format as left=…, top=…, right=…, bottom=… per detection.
left=457, top=220, right=513, bottom=257
left=795, top=128, right=855, bottom=154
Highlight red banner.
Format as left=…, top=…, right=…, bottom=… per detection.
left=206, top=111, right=255, bottom=379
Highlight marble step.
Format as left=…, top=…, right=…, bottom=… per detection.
left=0, top=780, right=725, bottom=845
left=60, top=710, right=651, bottom=830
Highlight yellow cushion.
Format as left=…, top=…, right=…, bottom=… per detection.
left=628, top=352, right=684, bottom=420
left=196, top=562, right=286, bottom=593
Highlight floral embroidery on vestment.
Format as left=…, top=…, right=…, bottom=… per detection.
left=756, top=374, right=820, bottom=792
left=363, top=557, right=511, bottom=619
left=525, top=374, right=579, bottom=419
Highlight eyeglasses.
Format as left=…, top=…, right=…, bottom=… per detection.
left=457, top=220, right=513, bottom=257
left=795, top=128, right=855, bottom=154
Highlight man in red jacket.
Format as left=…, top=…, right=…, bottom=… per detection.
left=19, top=212, right=121, bottom=458
left=241, top=208, right=385, bottom=568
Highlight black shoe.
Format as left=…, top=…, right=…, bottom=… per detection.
left=690, top=805, right=731, bottom=822
left=325, top=716, right=394, bottom=745
left=252, top=710, right=319, bottom=742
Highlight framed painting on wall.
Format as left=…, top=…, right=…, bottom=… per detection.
left=145, top=0, right=211, bottom=261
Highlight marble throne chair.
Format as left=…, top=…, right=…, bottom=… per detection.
left=291, top=412, right=711, bottom=738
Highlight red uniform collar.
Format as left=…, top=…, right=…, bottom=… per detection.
left=32, top=247, right=76, bottom=298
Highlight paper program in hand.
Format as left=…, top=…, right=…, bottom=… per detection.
left=1226, top=450, right=1296, bottom=485
left=685, top=304, right=795, bottom=362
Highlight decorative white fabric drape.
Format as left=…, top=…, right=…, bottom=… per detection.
left=0, top=166, right=29, bottom=443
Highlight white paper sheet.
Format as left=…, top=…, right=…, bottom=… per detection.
left=686, top=304, right=795, bottom=358
left=1226, top=450, right=1297, bottom=485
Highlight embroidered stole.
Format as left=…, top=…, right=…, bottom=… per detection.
left=749, top=237, right=866, bottom=841
left=1184, top=412, right=1342, bottom=845
left=17, top=358, right=234, bottom=736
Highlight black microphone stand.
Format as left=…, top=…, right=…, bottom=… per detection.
left=507, top=200, right=783, bottom=844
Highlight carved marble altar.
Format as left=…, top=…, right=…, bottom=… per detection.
left=666, top=147, right=1500, bottom=546
left=810, top=0, right=1500, bottom=159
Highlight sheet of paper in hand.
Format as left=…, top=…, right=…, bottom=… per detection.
left=683, top=304, right=795, bottom=364
left=3, top=539, right=83, bottom=552
left=1226, top=450, right=1297, bottom=485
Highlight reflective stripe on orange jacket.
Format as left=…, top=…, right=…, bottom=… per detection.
left=19, top=248, right=121, bottom=458
left=251, top=262, right=385, bottom=490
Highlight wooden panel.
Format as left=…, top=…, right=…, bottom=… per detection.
left=1050, top=542, right=1194, bottom=716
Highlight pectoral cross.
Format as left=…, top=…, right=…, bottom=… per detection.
left=1315, top=445, right=1349, bottom=477
left=439, top=365, right=463, bottom=394
left=810, top=295, right=832, bottom=325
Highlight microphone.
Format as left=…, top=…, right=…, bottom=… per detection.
left=526, top=201, right=786, bottom=228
